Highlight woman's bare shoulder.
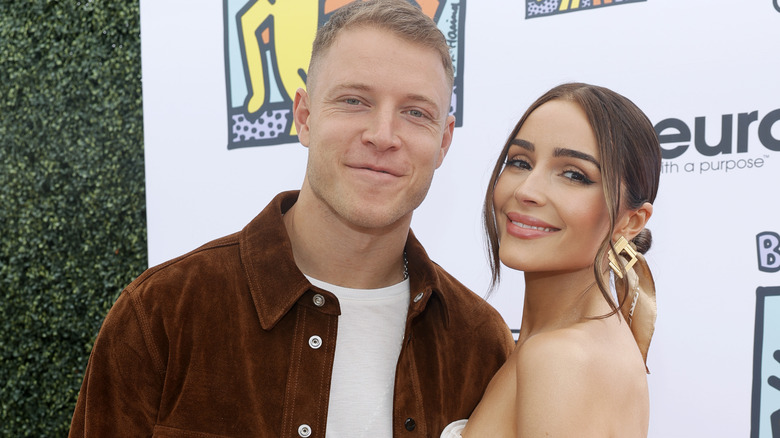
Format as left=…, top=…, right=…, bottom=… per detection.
left=513, top=322, right=647, bottom=437
left=515, top=323, right=603, bottom=370
left=514, top=326, right=607, bottom=404
left=516, top=318, right=640, bottom=372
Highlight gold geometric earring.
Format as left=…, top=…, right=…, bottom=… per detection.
left=608, top=236, right=638, bottom=279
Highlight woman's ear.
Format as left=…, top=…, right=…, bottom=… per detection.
left=614, top=202, right=653, bottom=241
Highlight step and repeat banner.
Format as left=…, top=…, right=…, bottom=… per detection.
left=140, top=1, right=780, bottom=436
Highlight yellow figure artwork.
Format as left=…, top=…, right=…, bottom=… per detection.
left=237, top=0, right=441, bottom=137
left=239, top=0, right=319, bottom=136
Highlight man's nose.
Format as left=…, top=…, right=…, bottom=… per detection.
left=362, top=108, right=401, bottom=151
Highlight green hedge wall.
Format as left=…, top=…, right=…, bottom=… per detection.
left=0, top=1, right=146, bottom=435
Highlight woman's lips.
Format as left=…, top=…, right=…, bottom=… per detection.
left=505, top=213, right=560, bottom=239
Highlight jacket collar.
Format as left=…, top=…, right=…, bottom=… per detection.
left=239, top=191, right=451, bottom=330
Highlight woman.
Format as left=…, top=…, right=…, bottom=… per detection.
left=443, top=83, right=661, bottom=437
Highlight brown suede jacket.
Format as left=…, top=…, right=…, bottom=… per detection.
left=69, top=191, right=514, bottom=438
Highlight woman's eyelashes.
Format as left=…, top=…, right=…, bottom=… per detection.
left=505, top=156, right=532, bottom=170
left=561, top=168, right=595, bottom=185
left=504, top=156, right=596, bottom=186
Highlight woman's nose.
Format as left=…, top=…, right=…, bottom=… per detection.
left=513, top=168, right=547, bottom=206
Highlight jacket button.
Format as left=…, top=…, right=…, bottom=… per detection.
left=308, top=335, right=322, bottom=349
left=404, top=418, right=416, bottom=431
left=298, top=424, right=312, bottom=437
left=312, top=294, right=325, bottom=307
left=413, top=292, right=424, bottom=303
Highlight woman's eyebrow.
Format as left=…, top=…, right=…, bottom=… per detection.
left=510, top=138, right=534, bottom=151
left=510, top=139, right=600, bottom=170
left=554, top=147, right=601, bottom=170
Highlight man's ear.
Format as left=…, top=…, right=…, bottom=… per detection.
left=293, top=88, right=311, bottom=147
left=614, top=202, right=653, bottom=241
left=435, top=114, right=456, bottom=169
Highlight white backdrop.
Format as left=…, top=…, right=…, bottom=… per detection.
left=140, top=1, right=780, bottom=436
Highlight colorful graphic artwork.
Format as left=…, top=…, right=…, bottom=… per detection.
left=752, top=287, right=780, bottom=438
left=525, top=0, right=646, bottom=19
left=223, top=0, right=466, bottom=149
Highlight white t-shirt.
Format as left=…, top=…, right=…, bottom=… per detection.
left=305, top=275, right=410, bottom=438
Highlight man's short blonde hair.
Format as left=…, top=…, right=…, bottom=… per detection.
left=307, top=0, right=454, bottom=92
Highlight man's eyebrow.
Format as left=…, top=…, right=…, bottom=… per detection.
left=331, top=83, right=373, bottom=94
left=554, top=147, right=601, bottom=170
left=404, top=93, right=439, bottom=108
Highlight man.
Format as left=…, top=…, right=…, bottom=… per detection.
left=69, top=1, right=514, bottom=437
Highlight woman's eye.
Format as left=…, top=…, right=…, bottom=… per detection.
left=505, top=158, right=531, bottom=170
left=562, top=169, right=594, bottom=185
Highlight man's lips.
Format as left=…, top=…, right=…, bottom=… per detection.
left=348, top=163, right=402, bottom=177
